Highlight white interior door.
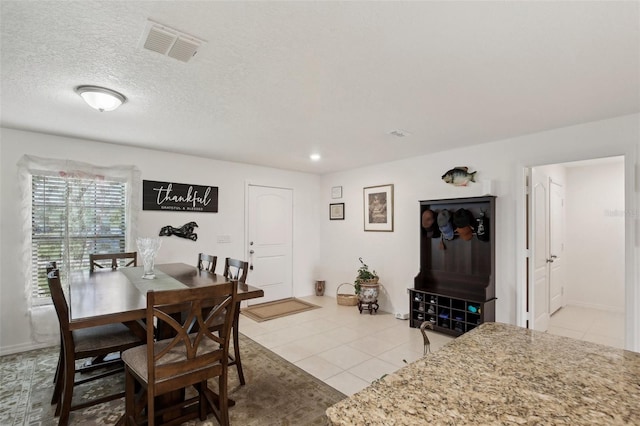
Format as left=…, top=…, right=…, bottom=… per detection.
left=549, top=179, right=565, bottom=314
left=530, top=169, right=550, bottom=331
left=247, top=185, right=293, bottom=304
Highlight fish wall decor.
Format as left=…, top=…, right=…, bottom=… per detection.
left=441, top=167, right=477, bottom=187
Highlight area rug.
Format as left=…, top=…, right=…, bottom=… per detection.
left=0, top=333, right=346, bottom=425
left=241, top=298, right=321, bottom=322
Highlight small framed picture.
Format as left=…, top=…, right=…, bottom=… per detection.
left=331, top=186, right=343, bottom=199
left=364, top=184, right=394, bottom=231
left=330, top=203, right=345, bottom=220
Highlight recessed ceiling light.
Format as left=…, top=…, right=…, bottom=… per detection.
left=389, top=129, right=411, bottom=137
left=310, top=153, right=321, bottom=161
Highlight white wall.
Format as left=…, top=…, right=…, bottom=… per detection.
left=2, top=113, right=639, bottom=354
left=565, top=161, right=625, bottom=311
left=318, top=114, right=639, bottom=347
left=0, top=128, right=321, bottom=354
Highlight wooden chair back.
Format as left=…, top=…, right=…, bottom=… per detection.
left=197, top=253, right=217, bottom=273
left=146, top=283, right=237, bottom=397
left=223, top=258, right=248, bottom=283
left=90, top=252, right=137, bottom=272
left=47, top=267, right=70, bottom=333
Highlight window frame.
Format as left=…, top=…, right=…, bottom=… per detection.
left=18, top=155, right=140, bottom=312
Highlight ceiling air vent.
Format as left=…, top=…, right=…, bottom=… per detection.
left=140, top=20, right=205, bottom=63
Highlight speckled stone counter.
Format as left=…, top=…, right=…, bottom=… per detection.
left=326, top=322, right=640, bottom=425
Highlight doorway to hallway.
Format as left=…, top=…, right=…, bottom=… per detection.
left=526, top=156, right=625, bottom=348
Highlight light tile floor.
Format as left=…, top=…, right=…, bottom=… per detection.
left=4, top=297, right=623, bottom=422
left=238, top=295, right=454, bottom=396
left=240, top=299, right=628, bottom=396
left=546, top=305, right=625, bottom=349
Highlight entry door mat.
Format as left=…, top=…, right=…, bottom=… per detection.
left=241, top=298, right=321, bottom=322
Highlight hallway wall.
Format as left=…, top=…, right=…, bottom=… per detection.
left=565, top=160, right=625, bottom=311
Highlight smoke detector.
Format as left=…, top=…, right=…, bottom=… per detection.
left=389, top=129, right=411, bottom=138
left=140, top=19, right=205, bottom=63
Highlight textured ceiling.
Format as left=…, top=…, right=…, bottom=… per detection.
left=1, top=1, right=638, bottom=174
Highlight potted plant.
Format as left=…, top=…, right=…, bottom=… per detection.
left=354, top=258, right=380, bottom=313
left=354, top=257, right=378, bottom=294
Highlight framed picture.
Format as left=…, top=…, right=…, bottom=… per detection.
left=363, top=184, right=394, bottom=231
left=331, top=186, right=343, bottom=199
left=330, top=203, right=345, bottom=220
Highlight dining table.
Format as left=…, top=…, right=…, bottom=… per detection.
left=69, top=262, right=263, bottom=330
left=67, top=262, right=264, bottom=423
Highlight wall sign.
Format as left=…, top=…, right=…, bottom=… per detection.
left=143, top=180, right=218, bottom=212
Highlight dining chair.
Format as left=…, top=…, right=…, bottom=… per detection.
left=220, top=257, right=249, bottom=385
left=89, top=251, right=137, bottom=272
left=47, top=261, right=104, bottom=396
left=87, top=251, right=138, bottom=369
left=122, top=283, right=237, bottom=426
left=197, top=253, right=217, bottom=273
left=223, top=257, right=248, bottom=283
left=47, top=267, right=144, bottom=426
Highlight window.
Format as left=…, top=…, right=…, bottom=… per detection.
left=31, top=174, right=127, bottom=300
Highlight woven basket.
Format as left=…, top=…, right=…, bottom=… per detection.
left=336, top=283, right=358, bottom=306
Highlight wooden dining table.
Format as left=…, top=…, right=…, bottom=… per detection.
left=68, top=262, right=264, bottom=423
left=69, top=262, right=263, bottom=330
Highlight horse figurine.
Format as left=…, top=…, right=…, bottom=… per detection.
left=159, top=221, right=198, bottom=241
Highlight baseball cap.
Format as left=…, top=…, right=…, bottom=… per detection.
left=437, top=210, right=454, bottom=240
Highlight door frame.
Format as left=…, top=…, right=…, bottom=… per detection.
left=516, top=153, right=638, bottom=351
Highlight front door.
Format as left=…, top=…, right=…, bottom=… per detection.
left=246, top=184, right=293, bottom=304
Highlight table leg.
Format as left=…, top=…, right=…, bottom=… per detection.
left=230, top=301, right=245, bottom=385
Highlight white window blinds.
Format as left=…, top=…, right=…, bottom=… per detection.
left=31, top=175, right=127, bottom=299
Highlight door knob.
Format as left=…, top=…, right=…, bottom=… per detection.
left=249, top=250, right=254, bottom=254
left=550, top=254, right=558, bottom=259
left=546, top=258, right=554, bottom=263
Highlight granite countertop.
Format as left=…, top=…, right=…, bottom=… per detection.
left=326, top=322, right=640, bottom=425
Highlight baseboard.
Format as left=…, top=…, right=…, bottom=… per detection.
left=565, top=301, right=624, bottom=314
left=0, top=341, right=56, bottom=357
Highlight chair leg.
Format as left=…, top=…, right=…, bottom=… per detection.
left=124, top=367, right=135, bottom=425
left=147, top=385, right=155, bottom=426
left=198, top=381, right=207, bottom=421
left=232, top=305, right=245, bottom=385
left=51, top=346, right=64, bottom=406
left=219, top=370, right=229, bottom=426
left=57, top=352, right=75, bottom=425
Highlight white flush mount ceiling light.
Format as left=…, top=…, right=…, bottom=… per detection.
left=75, top=85, right=126, bottom=112
left=310, top=153, right=321, bottom=161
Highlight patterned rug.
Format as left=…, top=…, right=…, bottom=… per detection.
left=0, top=334, right=346, bottom=425
left=241, top=298, right=320, bottom=322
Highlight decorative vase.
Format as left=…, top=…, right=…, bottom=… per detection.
left=357, top=278, right=379, bottom=303
left=136, top=237, right=162, bottom=280
left=315, top=280, right=325, bottom=296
